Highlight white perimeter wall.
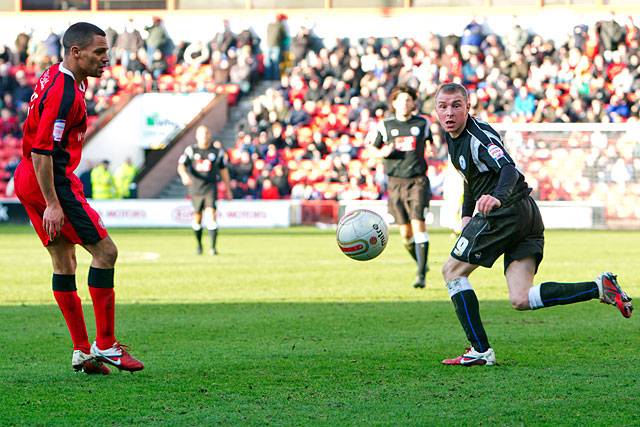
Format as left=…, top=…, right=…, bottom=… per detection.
left=77, top=92, right=215, bottom=173
left=83, top=199, right=600, bottom=229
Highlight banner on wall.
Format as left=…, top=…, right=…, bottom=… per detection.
left=139, top=93, right=215, bottom=149
left=0, top=199, right=601, bottom=229
left=91, top=199, right=291, bottom=228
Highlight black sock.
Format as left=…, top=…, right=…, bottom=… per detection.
left=209, top=229, right=218, bottom=250
left=404, top=240, right=417, bottom=261
left=194, top=228, right=203, bottom=249
left=415, top=241, right=429, bottom=277
left=535, top=281, right=599, bottom=308
left=451, top=289, right=490, bottom=352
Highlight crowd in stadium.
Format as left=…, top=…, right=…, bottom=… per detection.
left=1, top=14, right=639, bottom=221
left=224, top=14, right=640, bottom=214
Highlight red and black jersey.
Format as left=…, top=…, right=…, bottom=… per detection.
left=22, top=63, right=88, bottom=177
left=15, top=63, right=107, bottom=247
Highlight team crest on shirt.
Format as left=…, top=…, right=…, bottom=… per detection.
left=39, top=69, right=50, bottom=90
left=53, top=120, right=65, bottom=142
left=487, top=144, right=505, bottom=160
left=390, top=129, right=399, bottom=137
left=459, top=155, right=466, bottom=170
left=410, top=126, right=420, bottom=136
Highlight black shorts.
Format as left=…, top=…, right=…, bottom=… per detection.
left=451, top=196, right=545, bottom=273
left=387, top=175, right=431, bottom=225
left=190, top=191, right=217, bottom=212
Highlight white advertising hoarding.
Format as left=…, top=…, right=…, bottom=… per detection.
left=340, top=200, right=596, bottom=229
left=91, top=199, right=291, bottom=228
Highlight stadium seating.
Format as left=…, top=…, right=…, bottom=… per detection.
left=224, top=18, right=639, bottom=225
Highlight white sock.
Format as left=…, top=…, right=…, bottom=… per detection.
left=414, top=232, right=429, bottom=244
left=446, top=277, right=473, bottom=297
left=528, top=285, right=544, bottom=310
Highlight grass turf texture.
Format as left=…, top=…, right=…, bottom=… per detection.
left=0, top=225, right=638, bottom=426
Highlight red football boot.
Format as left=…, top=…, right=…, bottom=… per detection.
left=596, top=272, right=633, bottom=318
left=91, top=341, right=145, bottom=372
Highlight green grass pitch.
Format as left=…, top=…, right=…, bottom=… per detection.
left=1, top=226, right=639, bottom=426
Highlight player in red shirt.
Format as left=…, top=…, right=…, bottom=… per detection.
left=13, top=22, right=143, bottom=374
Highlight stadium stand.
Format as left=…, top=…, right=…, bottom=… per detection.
left=224, top=16, right=640, bottom=216
left=1, top=12, right=639, bottom=224
left=0, top=17, right=260, bottom=196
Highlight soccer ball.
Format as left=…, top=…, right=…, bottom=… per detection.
left=336, top=209, right=389, bottom=261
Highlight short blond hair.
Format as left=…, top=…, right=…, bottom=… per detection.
left=435, top=83, right=468, bottom=103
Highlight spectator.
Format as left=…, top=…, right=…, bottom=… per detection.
left=210, top=50, right=230, bottom=84
left=272, top=164, right=290, bottom=197
left=291, top=26, right=311, bottom=64
left=115, top=20, right=144, bottom=69
left=244, top=177, right=260, bottom=199
left=12, top=70, right=32, bottom=108
left=0, top=108, right=20, bottom=137
left=91, top=160, right=116, bottom=199
left=145, top=17, right=173, bottom=60
left=265, top=14, right=287, bottom=80
left=598, top=12, right=625, bottom=53
left=460, top=17, right=485, bottom=60
left=513, top=87, right=536, bottom=120
left=260, top=178, right=280, bottom=199
left=126, top=52, right=146, bottom=74
left=114, top=158, right=138, bottom=198
left=14, top=31, right=30, bottom=65
left=149, top=49, right=169, bottom=80
left=210, top=19, right=236, bottom=54
left=0, top=44, right=13, bottom=64
left=606, top=93, right=630, bottom=121
left=43, top=28, right=61, bottom=62
left=0, top=63, right=16, bottom=100
left=231, top=150, right=254, bottom=183
left=287, top=98, right=310, bottom=126
left=230, top=46, right=253, bottom=94
left=105, top=26, right=119, bottom=64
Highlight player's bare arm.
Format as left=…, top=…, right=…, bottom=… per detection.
left=376, top=143, right=394, bottom=158
left=177, top=163, right=192, bottom=186
left=32, top=153, right=64, bottom=240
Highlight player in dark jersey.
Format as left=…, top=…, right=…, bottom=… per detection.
left=372, top=85, right=433, bottom=289
left=13, top=22, right=143, bottom=374
left=434, top=82, right=632, bottom=366
left=178, top=125, right=232, bottom=255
